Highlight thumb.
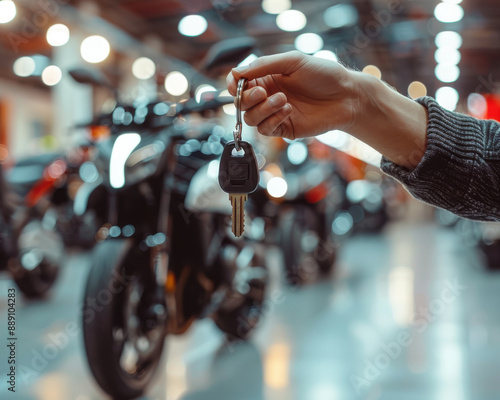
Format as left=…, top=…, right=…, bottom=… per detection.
left=231, top=51, right=307, bottom=81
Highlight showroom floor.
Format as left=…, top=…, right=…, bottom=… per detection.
left=1, top=222, right=500, bottom=400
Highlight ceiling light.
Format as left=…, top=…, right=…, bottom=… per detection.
left=434, top=3, right=464, bottom=23
left=323, top=4, right=358, bottom=29
left=262, top=0, right=291, bottom=14
left=41, top=65, right=62, bottom=86
left=442, top=0, right=462, bottom=3
left=46, top=24, right=70, bottom=47
left=313, top=50, right=338, bottom=62
left=178, top=15, right=208, bottom=37
left=81, top=35, right=110, bottom=64
left=408, top=81, right=427, bottom=99
left=294, top=33, right=324, bottom=54
left=436, top=87, right=459, bottom=111
left=276, top=10, right=306, bottom=32
left=435, top=31, right=463, bottom=49
left=132, top=57, right=156, bottom=80
left=0, top=0, right=16, bottom=24
left=164, top=71, right=188, bottom=96
left=362, top=65, right=382, bottom=79
left=434, top=48, right=461, bottom=65
left=435, top=64, right=460, bottom=83
left=13, top=57, right=36, bottom=77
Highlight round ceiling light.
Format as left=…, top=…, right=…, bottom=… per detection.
left=47, top=24, right=70, bottom=47
left=42, top=65, right=62, bottom=86
left=276, top=10, right=307, bottom=32
left=164, top=71, right=189, bottom=96
left=13, top=57, right=36, bottom=77
left=0, top=1, right=16, bottom=24
left=81, top=35, right=110, bottom=64
left=178, top=15, right=208, bottom=37
left=132, top=57, right=156, bottom=80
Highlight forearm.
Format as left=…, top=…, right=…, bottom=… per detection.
left=346, top=71, right=428, bottom=170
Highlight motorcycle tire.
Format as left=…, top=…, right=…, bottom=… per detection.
left=213, top=251, right=267, bottom=341
left=280, top=206, right=336, bottom=286
left=9, top=218, right=62, bottom=298
left=82, top=239, right=167, bottom=399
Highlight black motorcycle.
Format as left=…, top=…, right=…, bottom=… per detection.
left=72, top=41, right=268, bottom=399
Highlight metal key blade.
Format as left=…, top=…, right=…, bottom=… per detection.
left=229, top=193, right=247, bottom=237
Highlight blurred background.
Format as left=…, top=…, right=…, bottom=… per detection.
left=1, top=0, right=500, bottom=399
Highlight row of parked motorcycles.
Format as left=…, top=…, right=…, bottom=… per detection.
left=0, top=40, right=389, bottom=399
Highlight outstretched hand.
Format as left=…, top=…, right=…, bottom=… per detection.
left=226, top=51, right=358, bottom=140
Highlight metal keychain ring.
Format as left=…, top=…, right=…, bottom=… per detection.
left=234, top=78, right=247, bottom=151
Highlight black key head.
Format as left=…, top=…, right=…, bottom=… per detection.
left=219, top=141, right=259, bottom=194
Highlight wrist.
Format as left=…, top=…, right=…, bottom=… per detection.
left=344, top=70, right=428, bottom=169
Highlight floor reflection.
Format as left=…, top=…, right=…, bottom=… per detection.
left=1, top=223, right=500, bottom=399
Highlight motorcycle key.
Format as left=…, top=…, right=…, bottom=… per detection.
left=218, top=140, right=259, bottom=237
left=218, top=77, right=259, bottom=237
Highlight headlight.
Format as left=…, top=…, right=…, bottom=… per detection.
left=109, top=133, right=141, bottom=189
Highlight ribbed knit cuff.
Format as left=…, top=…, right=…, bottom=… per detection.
left=381, top=96, right=484, bottom=215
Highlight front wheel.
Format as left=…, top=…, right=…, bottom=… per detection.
left=213, top=246, right=268, bottom=340
left=280, top=206, right=336, bottom=286
left=82, top=239, right=167, bottom=399
left=9, top=218, right=63, bottom=298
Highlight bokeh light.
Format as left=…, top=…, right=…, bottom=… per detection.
left=178, top=15, right=208, bottom=37
left=435, top=64, right=460, bottom=83
left=13, top=57, right=36, bottom=77
left=408, top=81, right=427, bottom=99
left=323, top=4, right=358, bottom=28
left=313, top=50, right=338, bottom=62
left=436, top=87, right=459, bottom=111
left=435, top=31, right=463, bottom=49
left=132, top=57, right=156, bottom=80
left=262, top=0, right=291, bottom=14
left=294, top=33, right=324, bottom=54
left=41, top=65, right=63, bottom=86
left=434, top=48, right=461, bottom=65
left=164, top=71, right=189, bottom=96
left=434, top=3, right=464, bottom=23
left=80, top=35, right=110, bottom=64
left=276, top=10, right=307, bottom=32
left=46, top=24, right=70, bottom=47
left=0, top=0, right=16, bottom=24
left=267, top=177, right=288, bottom=198
left=362, top=65, right=382, bottom=79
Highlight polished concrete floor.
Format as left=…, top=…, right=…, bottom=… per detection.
left=1, top=222, right=499, bottom=400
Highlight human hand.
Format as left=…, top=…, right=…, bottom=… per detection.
left=226, top=51, right=358, bottom=140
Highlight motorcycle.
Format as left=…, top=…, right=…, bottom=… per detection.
left=247, top=138, right=340, bottom=285
left=72, top=39, right=268, bottom=399
left=0, top=156, right=64, bottom=298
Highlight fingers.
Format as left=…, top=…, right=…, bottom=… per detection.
left=257, top=104, right=293, bottom=137
left=226, top=51, right=306, bottom=95
left=244, top=92, right=287, bottom=126
left=240, top=86, right=266, bottom=111
left=232, top=51, right=306, bottom=81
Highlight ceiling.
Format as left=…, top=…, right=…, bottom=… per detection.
left=1, top=0, right=500, bottom=99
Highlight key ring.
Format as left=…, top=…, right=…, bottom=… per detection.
left=234, top=78, right=247, bottom=151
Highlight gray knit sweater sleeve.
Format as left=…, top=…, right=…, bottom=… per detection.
left=380, top=96, right=500, bottom=221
